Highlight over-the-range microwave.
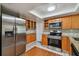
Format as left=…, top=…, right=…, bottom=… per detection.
left=49, top=22, right=62, bottom=28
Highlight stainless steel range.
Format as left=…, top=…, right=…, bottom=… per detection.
left=48, top=21, right=62, bottom=48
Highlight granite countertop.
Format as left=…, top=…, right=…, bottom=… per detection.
left=69, top=37, right=79, bottom=52
left=43, top=32, right=79, bottom=38
left=26, top=30, right=36, bottom=34
left=43, top=31, right=79, bottom=52
left=62, top=33, right=79, bottom=38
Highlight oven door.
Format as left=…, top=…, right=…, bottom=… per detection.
left=48, top=38, right=61, bottom=48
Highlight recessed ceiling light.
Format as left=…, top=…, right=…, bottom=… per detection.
left=48, top=6, right=56, bottom=11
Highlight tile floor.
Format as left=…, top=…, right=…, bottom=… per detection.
left=25, top=41, right=69, bottom=56
left=24, top=46, right=61, bottom=56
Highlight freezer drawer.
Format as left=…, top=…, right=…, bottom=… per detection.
left=16, top=42, right=26, bottom=56
left=2, top=45, right=15, bottom=56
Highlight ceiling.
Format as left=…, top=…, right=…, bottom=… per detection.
left=2, top=3, right=79, bottom=21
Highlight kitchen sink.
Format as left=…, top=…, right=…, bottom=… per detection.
left=73, top=38, right=79, bottom=41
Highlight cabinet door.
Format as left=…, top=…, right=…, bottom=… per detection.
left=26, top=34, right=31, bottom=43
left=48, top=19, right=55, bottom=23
left=34, top=22, right=36, bottom=29
left=44, top=20, right=48, bottom=29
left=30, top=21, right=32, bottom=30
left=30, top=33, right=36, bottom=42
left=48, top=18, right=60, bottom=23
left=26, top=20, right=28, bottom=30
left=72, top=14, right=79, bottom=29
left=28, top=20, right=30, bottom=29
left=32, top=21, right=34, bottom=29
left=60, top=16, right=72, bottom=29
left=62, top=36, right=72, bottom=55
left=44, top=23, right=48, bottom=29
left=26, top=33, right=36, bottom=43
left=42, top=34, right=48, bottom=46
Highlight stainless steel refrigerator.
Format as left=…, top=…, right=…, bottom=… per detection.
left=2, top=14, right=26, bottom=56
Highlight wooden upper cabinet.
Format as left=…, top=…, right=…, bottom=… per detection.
left=44, top=18, right=59, bottom=29
left=60, top=16, right=72, bottom=29
left=44, top=14, right=79, bottom=29
left=27, top=20, right=30, bottom=29
left=34, top=22, right=36, bottom=29
left=25, top=20, right=28, bottom=30
left=32, top=21, right=34, bottom=29
left=31, top=21, right=36, bottom=30
left=48, top=18, right=61, bottom=24
left=30, top=21, right=32, bottom=30
left=44, top=20, right=48, bottom=29
left=71, top=14, right=79, bottom=29
left=26, top=20, right=36, bottom=30
left=26, top=20, right=30, bottom=30
left=48, top=19, right=54, bottom=23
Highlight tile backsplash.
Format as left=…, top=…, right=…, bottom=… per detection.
left=62, top=29, right=79, bottom=38
left=62, top=29, right=79, bottom=33
left=43, top=29, right=79, bottom=38
left=26, top=30, right=36, bottom=34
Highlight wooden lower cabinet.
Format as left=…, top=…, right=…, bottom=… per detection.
left=42, top=34, right=48, bottom=46
left=26, top=33, right=36, bottom=43
left=62, top=36, right=72, bottom=55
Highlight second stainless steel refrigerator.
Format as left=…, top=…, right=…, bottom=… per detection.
left=2, top=14, right=26, bottom=56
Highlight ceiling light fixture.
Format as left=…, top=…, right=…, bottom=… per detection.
left=48, top=6, right=56, bottom=11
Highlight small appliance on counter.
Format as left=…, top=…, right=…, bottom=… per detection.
left=48, top=21, right=62, bottom=48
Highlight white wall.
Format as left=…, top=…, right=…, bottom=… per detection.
left=36, top=19, right=44, bottom=42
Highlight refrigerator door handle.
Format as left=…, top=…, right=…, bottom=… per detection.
left=13, top=26, right=15, bottom=35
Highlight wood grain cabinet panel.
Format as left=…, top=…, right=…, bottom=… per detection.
left=44, top=19, right=55, bottom=29
left=26, top=20, right=29, bottom=30
left=34, top=22, right=36, bottom=29
left=30, top=34, right=36, bottom=42
left=26, top=33, right=36, bottom=43
left=62, top=36, right=72, bottom=55
left=26, top=20, right=36, bottom=30
left=26, top=34, right=31, bottom=43
left=42, top=34, right=48, bottom=46
left=48, top=19, right=54, bottom=23
left=71, top=14, right=79, bottom=29
left=25, top=20, right=28, bottom=30
left=32, top=21, right=34, bottom=29
left=30, top=21, right=32, bottom=30
left=46, top=14, right=79, bottom=29
left=44, top=20, right=48, bottom=29
left=48, top=18, right=60, bottom=23
left=60, top=16, right=72, bottom=29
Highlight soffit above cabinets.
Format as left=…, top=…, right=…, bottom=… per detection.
left=2, top=3, right=46, bottom=21
left=30, top=3, right=79, bottom=19
left=2, top=3, right=79, bottom=20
